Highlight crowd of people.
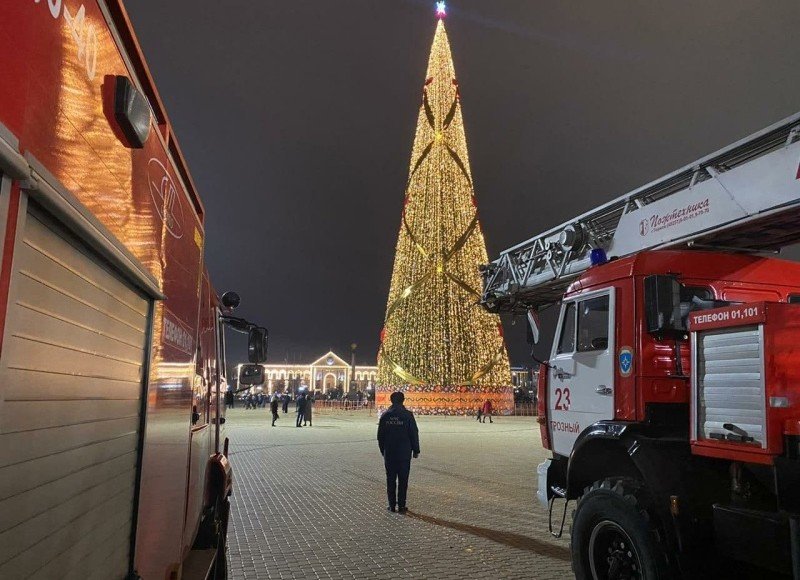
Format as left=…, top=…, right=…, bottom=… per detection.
left=226, top=387, right=373, bottom=411
left=226, top=390, right=317, bottom=427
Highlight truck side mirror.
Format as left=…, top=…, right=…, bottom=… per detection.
left=221, top=291, right=241, bottom=310
left=239, top=363, right=265, bottom=385
left=248, top=327, right=268, bottom=363
left=644, top=274, right=685, bottom=336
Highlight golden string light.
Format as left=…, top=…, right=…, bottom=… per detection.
left=377, top=18, right=513, bottom=415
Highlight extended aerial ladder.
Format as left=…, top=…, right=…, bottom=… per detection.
left=481, top=111, right=800, bottom=313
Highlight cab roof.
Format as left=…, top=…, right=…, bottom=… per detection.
left=567, top=250, right=800, bottom=295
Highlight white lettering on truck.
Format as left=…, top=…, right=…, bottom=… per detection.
left=35, top=0, right=98, bottom=81
left=551, top=420, right=581, bottom=433
left=164, top=316, right=194, bottom=355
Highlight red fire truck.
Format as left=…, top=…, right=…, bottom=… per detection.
left=482, top=113, right=800, bottom=578
left=0, top=2, right=266, bottom=578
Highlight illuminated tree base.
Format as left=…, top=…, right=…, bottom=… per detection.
left=376, top=385, right=514, bottom=416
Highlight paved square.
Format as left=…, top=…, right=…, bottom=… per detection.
left=225, top=408, right=572, bottom=579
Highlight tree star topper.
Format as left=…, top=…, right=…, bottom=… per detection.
left=436, top=2, right=446, bottom=18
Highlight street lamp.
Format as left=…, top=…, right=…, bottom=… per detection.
left=350, top=342, right=357, bottom=393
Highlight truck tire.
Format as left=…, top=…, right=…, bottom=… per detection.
left=571, top=478, right=670, bottom=580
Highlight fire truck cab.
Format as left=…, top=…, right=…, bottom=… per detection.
left=539, top=249, right=800, bottom=577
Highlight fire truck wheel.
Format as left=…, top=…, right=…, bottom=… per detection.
left=571, top=478, right=670, bottom=580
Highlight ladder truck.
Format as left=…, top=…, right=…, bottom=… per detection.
left=481, top=112, right=800, bottom=579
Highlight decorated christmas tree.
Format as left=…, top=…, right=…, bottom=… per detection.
left=377, top=5, right=512, bottom=415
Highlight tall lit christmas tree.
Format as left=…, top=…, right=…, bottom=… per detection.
left=377, top=3, right=512, bottom=415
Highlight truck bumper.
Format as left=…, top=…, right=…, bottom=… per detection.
left=536, top=459, right=551, bottom=509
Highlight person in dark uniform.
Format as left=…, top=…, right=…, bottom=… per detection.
left=296, top=393, right=307, bottom=427
left=303, top=394, right=313, bottom=427
left=377, top=392, right=420, bottom=513
left=281, top=392, right=290, bottom=414
left=270, top=394, right=280, bottom=426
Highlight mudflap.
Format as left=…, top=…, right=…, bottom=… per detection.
left=713, top=505, right=797, bottom=577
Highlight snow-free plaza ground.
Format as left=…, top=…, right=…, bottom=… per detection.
left=224, top=408, right=572, bottom=579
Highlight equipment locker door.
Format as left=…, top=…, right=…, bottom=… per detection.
left=548, top=288, right=615, bottom=457
left=0, top=203, right=151, bottom=579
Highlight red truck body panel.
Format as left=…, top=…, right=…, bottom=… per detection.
left=0, top=2, right=227, bottom=577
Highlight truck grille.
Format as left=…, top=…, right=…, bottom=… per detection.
left=695, top=325, right=765, bottom=447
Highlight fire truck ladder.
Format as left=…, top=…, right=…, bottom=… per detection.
left=481, top=112, right=800, bottom=314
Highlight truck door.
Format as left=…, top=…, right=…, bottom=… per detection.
left=212, top=308, right=227, bottom=452
left=549, top=288, right=615, bottom=457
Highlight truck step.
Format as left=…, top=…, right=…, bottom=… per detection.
left=182, top=548, right=217, bottom=580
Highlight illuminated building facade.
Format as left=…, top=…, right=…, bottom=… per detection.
left=255, top=351, right=378, bottom=394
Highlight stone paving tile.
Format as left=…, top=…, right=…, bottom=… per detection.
left=224, top=408, right=572, bottom=579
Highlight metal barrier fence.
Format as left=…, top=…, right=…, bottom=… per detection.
left=296, top=401, right=537, bottom=416
left=511, top=403, right=538, bottom=416
left=312, top=400, right=373, bottom=414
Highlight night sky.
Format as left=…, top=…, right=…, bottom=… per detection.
left=124, top=1, right=800, bottom=369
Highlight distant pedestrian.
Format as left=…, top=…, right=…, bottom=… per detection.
left=377, top=392, right=420, bottom=513
left=296, top=393, right=307, bottom=427
left=475, top=406, right=482, bottom=422
left=282, top=393, right=290, bottom=414
left=245, top=393, right=255, bottom=410
left=304, top=395, right=313, bottom=427
left=481, top=399, right=493, bottom=423
left=225, top=387, right=235, bottom=409
left=270, top=395, right=280, bottom=426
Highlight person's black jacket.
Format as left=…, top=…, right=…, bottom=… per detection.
left=377, top=404, right=420, bottom=460
left=270, top=398, right=279, bottom=413
left=296, top=396, right=307, bottom=413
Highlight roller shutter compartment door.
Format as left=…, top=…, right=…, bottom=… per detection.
left=696, top=326, right=766, bottom=447
left=0, top=205, right=151, bottom=579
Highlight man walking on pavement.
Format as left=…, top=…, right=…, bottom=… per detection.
left=296, top=392, right=307, bottom=427
left=282, top=392, right=290, bottom=414
left=270, top=394, right=280, bottom=426
left=377, top=391, right=420, bottom=513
